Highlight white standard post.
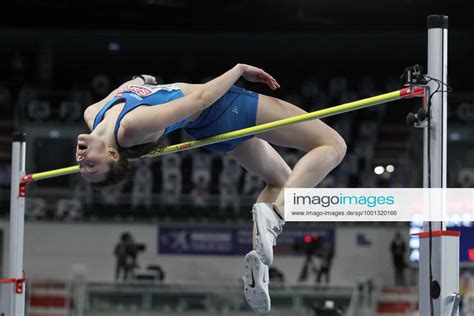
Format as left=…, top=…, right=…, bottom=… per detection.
left=424, top=15, right=448, bottom=220
left=419, top=15, right=460, bottom=316
left=7, top=132, right=27, bottom=316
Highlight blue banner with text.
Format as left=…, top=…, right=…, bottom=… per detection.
left=158, top=225, right=334, bottom=256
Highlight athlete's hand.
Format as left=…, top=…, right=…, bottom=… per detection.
left=142, top=75, right=158, bottom=85
left=239, top=64, right=280, bottom=90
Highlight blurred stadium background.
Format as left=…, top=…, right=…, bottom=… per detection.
left=0, top=1, right=473, bottom=315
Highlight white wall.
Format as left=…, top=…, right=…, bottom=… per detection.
left=0, top=220, right=407, bottom=286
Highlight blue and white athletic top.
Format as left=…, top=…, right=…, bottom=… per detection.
left=92, top=84, right=186, bottom=147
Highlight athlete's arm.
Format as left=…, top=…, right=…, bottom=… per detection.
left=198, top=63, right=279, bottom=107
left=118, top=64, right=279, bottom=147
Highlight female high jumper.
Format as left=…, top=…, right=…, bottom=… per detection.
left=77, top=64, right=346, bottom=313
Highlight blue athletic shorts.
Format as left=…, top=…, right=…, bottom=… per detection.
left=184, top=85, right=259, bottom=152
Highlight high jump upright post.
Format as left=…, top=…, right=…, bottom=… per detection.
left=417, top=14, right=461, bottom=316
left=1, top=133, right=27, bottom=316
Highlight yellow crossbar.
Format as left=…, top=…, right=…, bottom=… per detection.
left=30, top=89, right=404, bottom=181
left=31, top=166, right=81, bottom=181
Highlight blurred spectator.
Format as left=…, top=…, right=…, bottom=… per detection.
left=56, top=199, right=82, bottom=221
left=27, top=100, right=51, bottom=121
left=162, top=171, right=182, bottom=206
left=190, top=153, right=211, bottom=207
left=161, top=153, right=181, bottom=171
left=298, top=234, right=320, bottom=283
left=25, top=198, right=47, bottom=220
left=59, top=101, right=82, bottom=121
left=101, top=184, right=123, bottom=206
left=316, top=242, right=334, bottom=284
left=192, top=152, right=211, bottom=170
left=73, top=181, right=93, bottom=206
left=161, top=154, right=182, bottom=206
left=191, top=169, right=211, bottom=207
left=219, top=156, right=242, bottom=212
left=390, top=232, right=407, bottom=286
left=132, top=160, right=153, bottom=209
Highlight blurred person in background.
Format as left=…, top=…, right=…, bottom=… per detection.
left=77, top=64, right=346, bottom=313
left=390, top=232, right=407, bottom=286
left=114, top=232, right=146, bottom=281
left=297, top=234, right=320, bottom=283
left=114, top=232, right=133, bottom=281
left=316, top=242, right=334, bottom=285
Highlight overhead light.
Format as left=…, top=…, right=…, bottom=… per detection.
left=386, top=165, right=395, bottom=173
left=374, top=166, right=384, bottom=175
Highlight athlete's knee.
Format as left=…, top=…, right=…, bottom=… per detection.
left=321, top=135, right=347, bottom=166
left=308, top=134, right=347, bottom=165
left=330, top=135, right=347, bottom=165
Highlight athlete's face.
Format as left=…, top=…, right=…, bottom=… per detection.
left=76, top=134, right=116, bottom=183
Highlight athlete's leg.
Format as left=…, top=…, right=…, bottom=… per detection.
left=255, top=94, right=347, bottom=217
left=228, top=137, right=291, bottom=204
left=228, top=138, right=291, bottom=247
left=230, top=139, right=291, bottom=313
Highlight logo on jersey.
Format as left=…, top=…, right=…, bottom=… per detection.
left=125, top=85, right=154, bottom=97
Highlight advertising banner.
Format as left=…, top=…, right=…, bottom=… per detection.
left=158, top=225, right=334, bottom=256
